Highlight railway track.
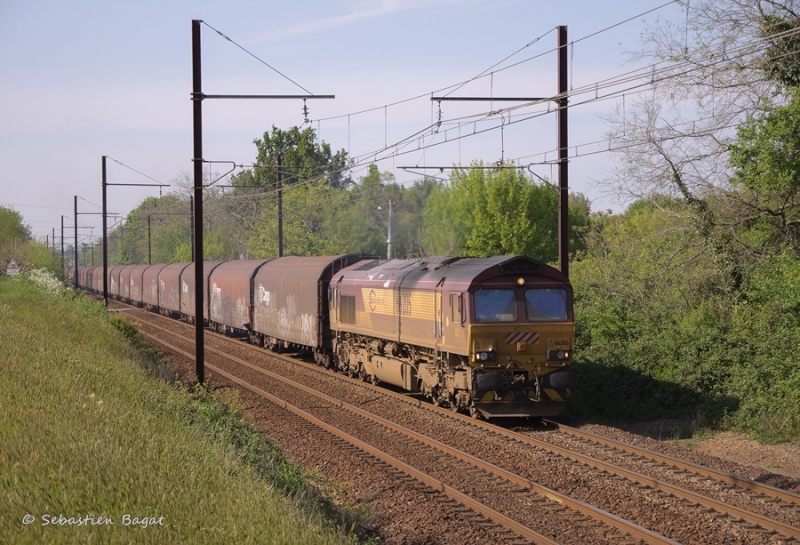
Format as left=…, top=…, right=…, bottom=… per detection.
left=109, top=300, right=799, bottom=545
left=538, top=422, right=800, bottom=516
left=124, top=307, right=673, bottom=544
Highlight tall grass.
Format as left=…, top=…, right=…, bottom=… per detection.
left=0, top=273, right=364, bottom=545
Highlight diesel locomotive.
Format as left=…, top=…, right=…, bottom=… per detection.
left=77, top=254, right=575, bottom=419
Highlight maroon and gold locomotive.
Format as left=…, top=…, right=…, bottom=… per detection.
left=329, top=255, right=575, bottom=418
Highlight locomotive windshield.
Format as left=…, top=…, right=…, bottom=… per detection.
left=525, top=288, right=569, bottom=321
left=474, top=287, right=569, bottom=323
left=474, top=289, right=517, bottom=322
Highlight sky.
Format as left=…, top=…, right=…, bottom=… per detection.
left=0, top=0, right=683, bottom=245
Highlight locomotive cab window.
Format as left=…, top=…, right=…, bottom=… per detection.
left=450, top=293, right=464, bottom=324
left=525, top=288, right=568, bottom=321
left=474, top=289, right=517, bottom=322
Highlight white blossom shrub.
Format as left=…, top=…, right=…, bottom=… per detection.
left=23, top=268, right=69, bottom=298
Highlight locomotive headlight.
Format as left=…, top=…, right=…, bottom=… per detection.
left=547, top=349, right=570, bottom=361
left=473, top=338, right=497, bottom=363
left=474, top=350, right=496, bottom=363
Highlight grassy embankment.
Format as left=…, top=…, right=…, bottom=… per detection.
left=0, top=272, right=367, bottom=545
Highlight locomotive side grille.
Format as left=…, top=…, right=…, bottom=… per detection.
left=340, top=295, right=356, bottom=324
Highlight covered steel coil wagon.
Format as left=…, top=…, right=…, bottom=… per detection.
left=249, top=254, right=372, bottom=364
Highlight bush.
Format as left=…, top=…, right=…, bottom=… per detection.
left=570, top=206, right=800, bottom=442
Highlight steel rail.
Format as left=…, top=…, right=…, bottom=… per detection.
left=543, top=419, right=800, bottom=507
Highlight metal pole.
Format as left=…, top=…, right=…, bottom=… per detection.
left=102, top=156, right=109, bottom=306
left=277, top=154, right=283, bottom=257
left=387, top=199, right=393, bottom=260
left=557, top=25, right=569, bottom=278
left=187, top=19, right=332, bottom=383
left=192, top=19, right=205, bottom=384
left=147, top=215, right=152, bottom=265
left=74, top=196, right=78, bottom=288
left=61, top=216, right=65, bottom=280
left=189, top=195, right=194, bottom=261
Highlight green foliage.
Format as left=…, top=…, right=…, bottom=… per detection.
left=464, top=168, right=556, bottom=258
left=725, top=251, right=800, bottom=442
left=118, top=195, right=193, bottom=264
left=243, top=164, right=434, bottom=259
left=226, top=126, right=354, bottom=258
left=247, top=180, right=351, bottom=257
left=21, top=242, right=61, bottom=274
left=324, top=165, right=394, bottom=257
left=0, top=206, right=59, bottom=275
left=326, top=165, right=433, bottom=259
left=0, top=272, right=364, bottom=545
left=729, top=90, right=800, bottom=253
left=419, top=179, right=468, bottom=255
left=242, top=125, right=352, bottom=190
left=760, top=14, right=800, bottom=88
left=0, top=206, right=30, bottom=252
left=421, top=164, right=564, bottom=261
left=572, top=197, right=800, bottom=442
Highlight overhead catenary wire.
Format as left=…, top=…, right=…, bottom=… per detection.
left=77, top=196, right=103, bottom=211
left=131, top=4, right=798, bottom=213
left=33, top=3, right=793, bottom=245
left=106, top=156, right=169, bottom=188
left=201, top=21, right=315, bottom=96
left=334, top=18, right=797, bottom=184
left=311, top=1, right=678, bottom=128
left=187, top=3, right=693, bottom=194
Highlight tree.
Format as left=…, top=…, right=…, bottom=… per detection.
left=421, top=164, right=581, bottom=263
left=237, top=125, right=352, bottom=190
left=571, top=1, right=800, bottom=437
left=0, top=206, right=59, bottom=274
left=604, top=0, right=792, bottom=214
left=0, top=206, right=31, bottom=266
left=247, top=180, right=350, bottom=257
left=760, top=9, right=800, bottom=87
left=118, top=195, right=193, bottom=264
left=570, top=201, right=736, bottom=422
left=420, top=177, right=470, bottom=256
left=226, top=126, right=353, bottom=251
left=601, top=1, right=800, bottom=280
left=393, top=177, right=439, bottom=258
left=327, top=165, right=399, bottom=258
left=728, top=89, right=800, bottom=255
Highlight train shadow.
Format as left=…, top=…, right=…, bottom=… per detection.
left=562, top=360, right=740, bottom=439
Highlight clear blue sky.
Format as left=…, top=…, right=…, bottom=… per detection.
left=0, top=0, right=680, bottom=242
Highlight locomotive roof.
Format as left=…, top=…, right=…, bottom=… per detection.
left=336, top=255, right=568, bottom=288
